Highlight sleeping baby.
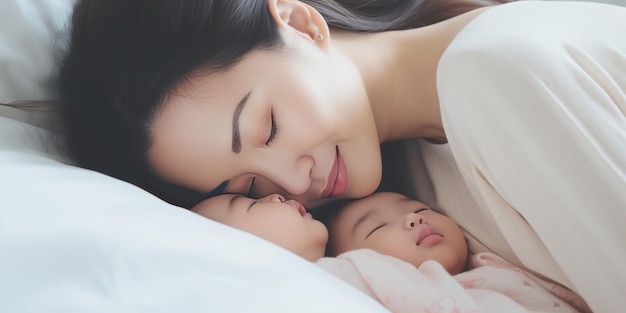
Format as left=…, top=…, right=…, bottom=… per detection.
left=191, top=192, right=590, bottom=313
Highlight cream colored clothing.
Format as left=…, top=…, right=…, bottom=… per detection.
left=316, top=249, right=589, bottom=313
left=428, top=1, right=626, bottom=312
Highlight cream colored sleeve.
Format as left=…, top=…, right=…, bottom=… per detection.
left=435, top=2, right=626, bottom=312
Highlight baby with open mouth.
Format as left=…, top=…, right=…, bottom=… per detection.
left=191, top=191, right=590, bottom=313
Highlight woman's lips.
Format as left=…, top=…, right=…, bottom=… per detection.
left=321, top=146, right=348, bottom=198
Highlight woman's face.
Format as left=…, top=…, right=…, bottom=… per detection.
left=148, top=35, right=381, bottom=207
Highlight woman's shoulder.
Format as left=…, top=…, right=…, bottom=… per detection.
left=470, top=0, right=626, bottom=24
left=438, top=0, right=626, bottom=82
left=448, top=0, right=626, bottom=55
left=435, top=1, right=626, bottom=131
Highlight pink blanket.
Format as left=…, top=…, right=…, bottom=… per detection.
left=316, top=249, right=590, bottom=313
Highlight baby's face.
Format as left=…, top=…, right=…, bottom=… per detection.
left=192, top=194, right=328, bottom=261
left=330, top=192, right=467, bottom=274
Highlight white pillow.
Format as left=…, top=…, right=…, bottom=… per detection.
left=0, top=1, right=388, bottom=312
left=0, top=0, right=73, bottom=103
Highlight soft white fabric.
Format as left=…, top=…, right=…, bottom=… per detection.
left=435, top=1, right=626, bottom=312
left=554, top=0, right=625, bottom=5
left=0, top=0, right=73, bottom=132
left=0, top=0, right=72, bottom=104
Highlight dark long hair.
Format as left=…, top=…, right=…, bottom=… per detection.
left=59, top=0, right=511, bottom=208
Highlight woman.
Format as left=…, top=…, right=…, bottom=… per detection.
left=59, top=0, right=505, bottom=208
left=59, top=0, right=626, bottom=312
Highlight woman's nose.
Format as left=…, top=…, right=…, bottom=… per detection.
left=403, top=212, right=424, bottom=230
left=259, top=194, right=285, bottom=203
left=258, top=154, right=314, bottom=196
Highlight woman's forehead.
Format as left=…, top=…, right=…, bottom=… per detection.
left=147, top=86, right=239, bottom=193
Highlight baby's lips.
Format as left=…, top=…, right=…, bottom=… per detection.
left=285, top=199, right=307, bottom=216
left=416, top=226, right=437, bottom=245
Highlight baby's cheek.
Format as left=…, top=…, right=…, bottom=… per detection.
left=367, top=236, right=398, bottom=255
left=376, top=235, right=421, bottom=264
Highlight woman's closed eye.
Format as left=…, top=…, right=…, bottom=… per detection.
left=265, top=109, right=278, bottom=145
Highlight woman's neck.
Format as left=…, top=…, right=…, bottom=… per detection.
left=329, top=8, right=487, bottom=143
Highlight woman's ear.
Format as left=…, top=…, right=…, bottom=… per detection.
left=267, top=0, right=330, bottom=49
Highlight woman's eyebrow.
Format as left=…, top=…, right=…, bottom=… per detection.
left=231, top=91, right=252, bottom=153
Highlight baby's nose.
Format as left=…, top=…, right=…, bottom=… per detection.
left=260, top=194, right=285, bottom=203
left=403, top=212, right=424, bottom=230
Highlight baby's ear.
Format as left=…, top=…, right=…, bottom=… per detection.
left=267, top=0, right=329, bottom=48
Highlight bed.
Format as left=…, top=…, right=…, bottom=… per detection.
left=0, top=1, right=621, bottom=312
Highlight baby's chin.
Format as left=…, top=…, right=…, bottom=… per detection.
left=439, top=254, right=467, bottom=275
left=445, top=262, right=464, bottom=275
left=298, top=240, right=328, bottom=262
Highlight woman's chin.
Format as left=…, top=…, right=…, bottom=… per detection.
left=298, top=178, right=380, bottom=208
